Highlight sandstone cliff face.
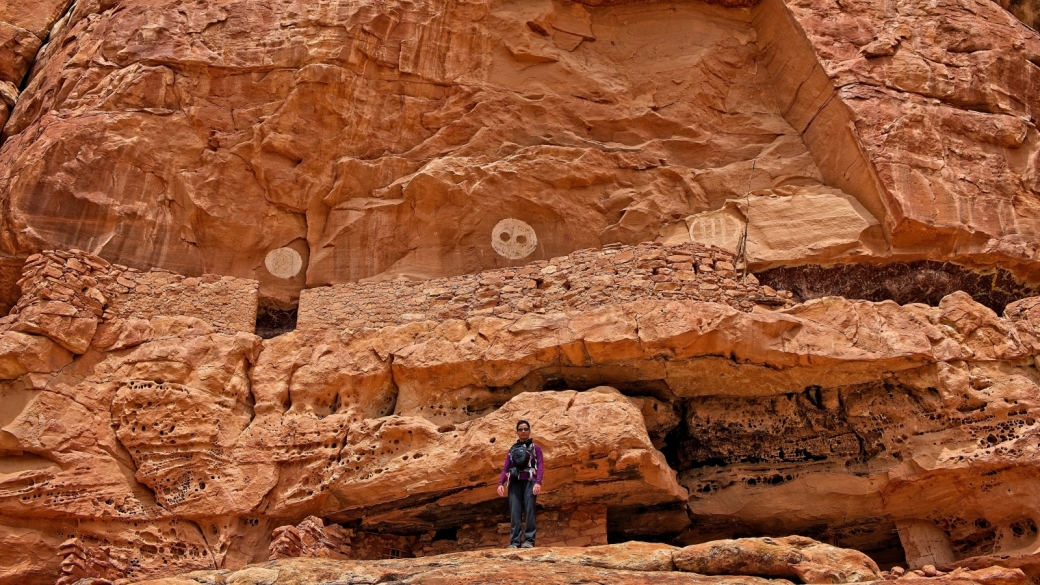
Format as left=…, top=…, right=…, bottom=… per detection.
left=3, top=0, right=1040, bottom=583
left=2, top=0, right=820, bottom=307
left=3, top=0, right=1040, bottom=311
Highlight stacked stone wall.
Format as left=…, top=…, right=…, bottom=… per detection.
left=3, top=249, right=258, bottom=337
left=299, top=243, right=794, bottom=330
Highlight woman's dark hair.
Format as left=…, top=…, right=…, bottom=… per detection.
left=516, top=420, right=531, bottom=431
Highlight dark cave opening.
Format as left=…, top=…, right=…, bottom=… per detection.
left=255, top=306, right=298, bottom=339
left=755, top=261, right=1038, bottom=314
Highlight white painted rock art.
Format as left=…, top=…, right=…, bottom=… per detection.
left=265, top=247, right=304, bottom=279
left=491, top=219, right=537, bottom=259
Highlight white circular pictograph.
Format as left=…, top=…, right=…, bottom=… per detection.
left=264, top=247, right=303, bottom=279
left=491, top=218, right=538, bottom=260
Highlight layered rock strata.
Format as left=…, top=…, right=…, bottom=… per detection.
left=2, top=245, right=1040, bottom=584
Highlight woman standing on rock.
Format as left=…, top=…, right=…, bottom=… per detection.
left=497, top=420, right=544, bottom=548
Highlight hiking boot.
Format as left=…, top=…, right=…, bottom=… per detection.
left=507, top=543, right=520, bottom=549
left=521, top=542, right=534, bottom=548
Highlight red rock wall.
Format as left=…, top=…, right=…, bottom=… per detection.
left=0, top=0, right=887, bottom=307
left=772, top=0, right=1040, bottom=270
left=3, top=245, right=1040, bottom=583
left=3, top=0, right=1040, bottom=582
left=0, top=0, right=73, bottom=129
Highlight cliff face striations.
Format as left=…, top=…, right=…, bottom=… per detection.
left=2, top=0, right=1040, bottom=309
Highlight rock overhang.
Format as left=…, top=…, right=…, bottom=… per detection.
left=3, top=246, right=1040, bottom=582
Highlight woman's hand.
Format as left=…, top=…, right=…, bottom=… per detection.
left=497, top=484, right=505, bottom=497
left=532, top=483, right=541, bottom=495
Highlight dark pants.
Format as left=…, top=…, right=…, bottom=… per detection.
left=508, top=480, right=537, bottom=546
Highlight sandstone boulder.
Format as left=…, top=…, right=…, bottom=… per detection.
left=944, top=555, right=1040, bottom=585
left=321, top=387, right=687, bottom=530
left=8, top=300, right=97, bottom=354
left=0, top=0, right=73, bottom=39
left=890, top=567, right=1027, bottom=585
left=484, top=541, right=679, bottom=572
left=269, top=516, right=353, bottom=561
left=674, top=536, right=882, bottom=583
left=0, top=330, right=72, bottom=378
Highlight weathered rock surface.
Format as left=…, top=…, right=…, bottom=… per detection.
left=756, top=262, right=1040, bottom=315
left=131, top=538, right=882, bottom=584
left=995, top=0, right=1040, bottom=31
left=4, top=0, right=1040, bottom=309
left=0, top=0, right=832, bottom=307
left=1, top=245, right=1040, bottom=583
left=2, top=0, right=1040, bottom=583
left=774, top=0, right=1040, bottom=270
left=674, top=536, right=882, bottom=583
left=890, top=567, right=1028, bottom=585
left=130, top=553, right=786, bottom=585
left=269, top=516, right=353, bottom=561
left=0, top=0, right=73, bottom=138
left=123, top=545, right=1030, bottom=585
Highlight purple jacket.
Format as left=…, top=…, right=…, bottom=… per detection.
left=498, top=442, right=544, bottom=485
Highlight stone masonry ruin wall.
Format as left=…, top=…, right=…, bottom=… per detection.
left=2, top=248, right=259, bottom=343
left=298, top=242, right=795, bottom=331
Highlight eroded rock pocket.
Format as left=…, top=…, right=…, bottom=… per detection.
left=755, top=261, right=1038, bottom=314
left=256, top=306, right=298, bottom=339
